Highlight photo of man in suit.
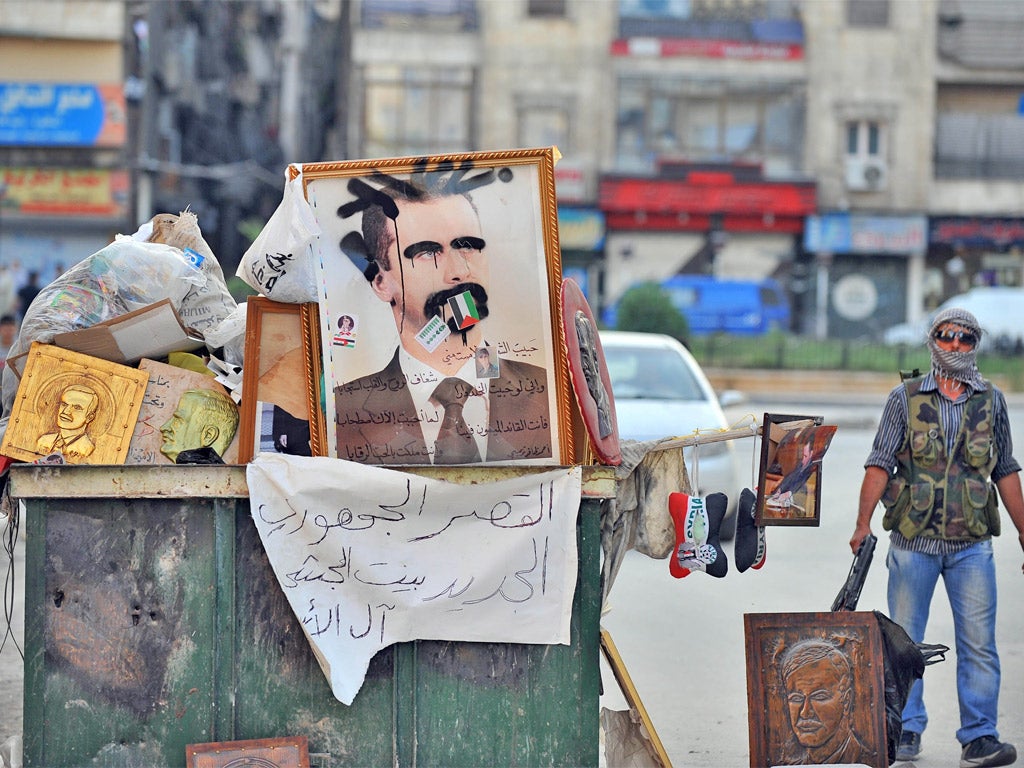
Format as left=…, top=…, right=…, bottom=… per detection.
left=334, top=175, right=552, bottom=465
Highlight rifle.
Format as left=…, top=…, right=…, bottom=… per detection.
left=831, top=533, right=877, bottom=612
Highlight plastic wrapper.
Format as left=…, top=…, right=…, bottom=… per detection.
left=0, top=212, right=237, bottom=441
left=873, top=610, right=948, bottom=766
left=236, top=169, right=320, bottom=304
left=202, top=301, right=248, bottom=368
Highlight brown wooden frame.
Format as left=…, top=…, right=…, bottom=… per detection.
left=755, top=412, right=830, bottom=527
left=186, top=736, right=310, bottom=768
left=600, top=629, right=672, bottom=768
left=744, top=611, right=888, bottom=768
left=293, top=147, right=573, bottom=465
left=237, top=297, right=325, bottom=463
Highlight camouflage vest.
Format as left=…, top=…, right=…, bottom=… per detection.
left=881, top=376, right=1001, bottom=540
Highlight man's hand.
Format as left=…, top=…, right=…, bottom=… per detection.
left=850, top=523, right=873, bottom=555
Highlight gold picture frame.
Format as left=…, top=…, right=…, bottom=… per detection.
left=294, top=147, right=573, bottom=466
left=237, top=297, right=326, bottom=463
left=0, top=341, right=149, bottom=465
left=744, top=611, right=888, bottom=768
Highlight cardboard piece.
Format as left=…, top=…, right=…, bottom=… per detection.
left=52, top=299, right=205, bottom=365
left=127, top=358, right=240, bottom=465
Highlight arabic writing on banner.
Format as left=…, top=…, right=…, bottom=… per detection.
left=246, top=454, right=582, bottom=705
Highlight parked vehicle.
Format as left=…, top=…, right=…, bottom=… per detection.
left=603, top=275, right=790, bottom=336
left=882, top=286, right=1024, bottom=353
left=600, top=330, right=745, bottom=538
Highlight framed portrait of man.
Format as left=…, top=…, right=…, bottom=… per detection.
left=755, top=413, right=837, bottom=526
left=744, top=611, right=888, bottom=768
left=295, top=147, right=573, bottom=466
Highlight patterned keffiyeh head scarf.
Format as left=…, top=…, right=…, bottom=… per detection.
left=928, top=307, right=986, bottom=389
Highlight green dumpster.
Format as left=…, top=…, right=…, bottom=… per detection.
left=11, top=463, right=610, bottom=767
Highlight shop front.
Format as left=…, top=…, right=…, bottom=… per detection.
left=803, top=213, right=928, bottom=341
left=598, top=165, right=816, bottom=327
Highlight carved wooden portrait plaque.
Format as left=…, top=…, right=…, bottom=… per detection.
left=186, top=736, right=310, bottom=768
left=0, top=342, right=149, bottom=465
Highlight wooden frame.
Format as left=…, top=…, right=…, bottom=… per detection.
left=294, top=147, right=572, bottom=466
left=755, top=413, right=836, bottom=527
left=186, top=736, right=310, bottom=768
left=237, top=297, right=325, bottom=463
left=744, top=612, right=888, bottom=768
left=600, top=629, right=672, bottom=768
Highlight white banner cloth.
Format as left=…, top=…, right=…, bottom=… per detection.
left=246, top=453, right=582, bottom=704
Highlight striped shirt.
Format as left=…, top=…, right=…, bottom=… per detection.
left=865, top=372, right=1020, bottom=555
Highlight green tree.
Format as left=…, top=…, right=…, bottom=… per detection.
left=615, top=282, right=689, bottom=341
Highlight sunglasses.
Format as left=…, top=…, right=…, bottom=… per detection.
left=933, top=329, right=978, bottom=347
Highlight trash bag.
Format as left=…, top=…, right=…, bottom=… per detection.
left=873, top=610, right=948, bottom=766
left=0, top=211, right=238, bottom=449
left=236, top=168, right=320, bottom=303
left=175, top=446, right=225, bottom=465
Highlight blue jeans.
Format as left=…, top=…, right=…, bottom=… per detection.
left=887, top=540, right=1001, bottom=745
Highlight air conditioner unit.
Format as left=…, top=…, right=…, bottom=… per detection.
left=845, top=157, right=888, bottom=191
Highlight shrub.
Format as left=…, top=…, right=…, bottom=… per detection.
left=615, top=282, right=689, bottom=342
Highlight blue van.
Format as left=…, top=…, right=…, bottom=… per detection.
left=603, top=275, right=791, bottom=335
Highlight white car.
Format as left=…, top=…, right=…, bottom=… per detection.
left=599, top=330, right=745, bottom=538
left=883, top=286, right=1024, bottom=352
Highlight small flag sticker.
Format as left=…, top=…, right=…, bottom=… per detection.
left=448, top=291, right=481, bottom=330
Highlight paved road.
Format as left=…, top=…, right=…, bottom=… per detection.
left=601, top=397, right=1024, bottom=768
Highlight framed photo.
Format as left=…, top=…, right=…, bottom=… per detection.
left=237, top=297, right=326, bottom=463
left=744, top=611, right=888, bottom=768
left=295, top=147, right=573, bottom=466
left=186, top=736, right=309, bottom=768
left=0, top=342, right=149, bottom=465
left=755, top=413, right=837, bottom=526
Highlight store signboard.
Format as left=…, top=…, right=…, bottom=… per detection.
left=804, top=213, right=927, bottom=254
left=1, top=167, right=129, bottom=218
left=0, top=83, right=126, bottom=147
left=557, top=208, right=605, bottom=251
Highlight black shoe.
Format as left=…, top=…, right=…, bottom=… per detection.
left=897, top=730, right=922, bottom=761
left=960, top=735, right=1017, bottom=768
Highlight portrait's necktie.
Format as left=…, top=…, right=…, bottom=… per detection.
left=430, top=377, right=481, bottom=464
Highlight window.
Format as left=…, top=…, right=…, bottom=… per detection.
left=362, top=65, right=475, bottom=157
left=518, top=104, right=571, bottom=151
left=844, top=119, right=889, bottom=190
left=846, top=0, right=889, bottom=27
left=528, top=0, right=566, bottom=17
left=846, top=119, right=884, bottom=159
left=615, top=76, right=804, bottom=172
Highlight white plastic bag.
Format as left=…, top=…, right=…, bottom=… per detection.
left=236, top=169, right=320, bottom=303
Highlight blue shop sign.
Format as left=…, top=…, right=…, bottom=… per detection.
left=804, top=213, right=926, bottom=254
left=0, top=83, right=116, bottom=146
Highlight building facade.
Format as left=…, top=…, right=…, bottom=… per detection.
left=0, top=1, right=128, bottom=316
left=7, top=0, right=1024, bottom=339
